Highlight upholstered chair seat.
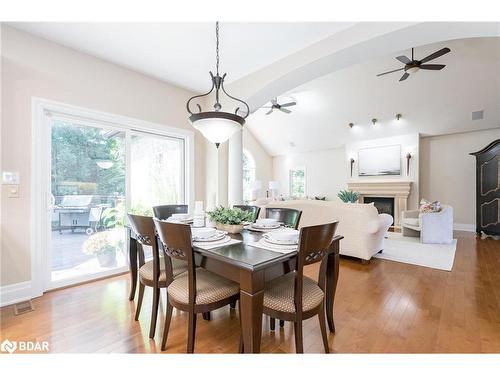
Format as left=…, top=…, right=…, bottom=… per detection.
left=168, top=268, right=239, bottom=305
left=264, top=273, right=324, bottom=314
left=139, top=258, right=187, bottom=284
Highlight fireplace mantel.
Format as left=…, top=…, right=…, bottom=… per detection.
left=347, top=181, right=412, bottom=227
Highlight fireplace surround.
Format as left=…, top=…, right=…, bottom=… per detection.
left=347, top=181, right=412, bottom=227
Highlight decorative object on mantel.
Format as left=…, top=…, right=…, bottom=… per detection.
left=186, top=22, right=250, bottom=148
left=337, top=189, right=360, bottom=203
left=470, top=138, right=500, bottom=237
left=406, top=152, right=412, bottom=176
left=206, top=206, right=253, bottom=234
left=350, top=157, right=355, bottom=177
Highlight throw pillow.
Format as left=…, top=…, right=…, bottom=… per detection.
left=419, top=199, right=442, bottom=213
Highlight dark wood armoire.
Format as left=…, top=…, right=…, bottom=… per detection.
left=470, top=139, right=500, bottom=236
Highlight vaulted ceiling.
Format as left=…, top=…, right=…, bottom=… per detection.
left=246, top=37, right=500, bottom=156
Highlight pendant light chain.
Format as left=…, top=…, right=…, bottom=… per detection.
left=215, top=21, right=220, bottom=76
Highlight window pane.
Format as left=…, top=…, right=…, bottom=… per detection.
left=130, top=133, right=185, bottom=215
left=289, top=169, right=305, bottom=197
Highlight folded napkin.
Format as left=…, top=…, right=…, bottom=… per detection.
left=193, top=236, right=242, bottom=250
left=249, top=238, right=298, bottom=254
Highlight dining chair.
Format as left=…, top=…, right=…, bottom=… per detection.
left=127, top=214, right=188, bottom=339
left=262, top=222, right=339, bottom=353
left=153, top=219, right=240, bottom=353
left=152, top=204, right=188, bottom=220
left=233, top=205, right=261, bottom=223
left=265, top=207, right=302, bottom=229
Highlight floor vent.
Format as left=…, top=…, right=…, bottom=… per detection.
left=13, top=300, right=35, bottom=316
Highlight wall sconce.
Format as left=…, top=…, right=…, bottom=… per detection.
left=348, top=122, right=354, bottom=129
left=371, top=118, right=378, bottom=125
left=350, top=158, right=355, bottom=177
left=406, top=153, right=412, bottom=176
left=396, top=113, right=402, bottom=121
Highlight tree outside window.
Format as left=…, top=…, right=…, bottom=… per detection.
left=242, top=150, right=256, bottom=202
left=289, top=168, right=306, bottom=197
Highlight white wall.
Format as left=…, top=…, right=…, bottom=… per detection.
left=346, top=133, right=420, bottom=209
left=0, top=25, right=205, bottom=287
left=273, top=146, right=346, bottom=201
left=420, top=128, right=500, bottom=229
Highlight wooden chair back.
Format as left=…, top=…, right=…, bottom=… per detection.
left=233, top=205, right=261, bottom=222
left=152, top=205, right=188, bottom=220
left=265, top=207, right=302, bottom=229
left=127, top=214, right=162, bottom=285
left=294, top=222, right=338, bottom=316
left=153, top=219, right=196, bottom=305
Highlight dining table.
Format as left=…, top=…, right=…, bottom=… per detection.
left=126, top=226, right=343, bottom=353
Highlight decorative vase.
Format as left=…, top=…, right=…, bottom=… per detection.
left=97, top=248, right=116, bottom=267
left=216, top=223, right=244, bottom=234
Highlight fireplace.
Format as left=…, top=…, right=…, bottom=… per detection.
left=363, top=197, right=394, bottom=225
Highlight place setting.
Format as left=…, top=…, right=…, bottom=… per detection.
left=164, top=213, right=194, bottom=224
left=250, top=228, right=300, bottom=254
left=191, top=227, right=242, bottom=250
left=245, top=218, right=283, bottom=232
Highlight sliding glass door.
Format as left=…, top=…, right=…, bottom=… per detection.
left=48, top=118, right=186, bottom=289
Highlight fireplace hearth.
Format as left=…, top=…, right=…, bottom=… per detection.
left=363, top=197, right=394, bottom=225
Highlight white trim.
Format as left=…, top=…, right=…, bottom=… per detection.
left=0, top=281, right=32, bottom=308
left=454, top=223, right=476, bottom=232
left=31, top=97, right=195, bottom=294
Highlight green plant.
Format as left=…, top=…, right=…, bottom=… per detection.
left=129, top=204, right=153, bottom=217
left=207, top=206, right=252, bottom=225
left=101, top=202, right=125, bottom=228
left=337, top=189, right=360, bottom=203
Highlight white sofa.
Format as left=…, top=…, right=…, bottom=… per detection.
left=401, top=205, right=454, bottom=244
left=257, top=200, right=393, bottom=261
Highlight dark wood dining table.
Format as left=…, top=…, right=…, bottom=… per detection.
left=127, top=227, right=343, bottom=353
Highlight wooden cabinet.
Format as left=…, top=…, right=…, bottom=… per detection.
left=470, top=139, right=500, bottom=236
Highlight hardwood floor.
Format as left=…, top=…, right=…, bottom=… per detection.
left=1, top=231, right=500, bottom=353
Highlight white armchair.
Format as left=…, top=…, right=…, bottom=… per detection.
left=401, top=205, right=454, bottom=244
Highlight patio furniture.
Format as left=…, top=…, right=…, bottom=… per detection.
left=152, top=204, right=188, bottom=220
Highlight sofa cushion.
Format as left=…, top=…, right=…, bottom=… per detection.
left=402, top=217, right=420, bottom=227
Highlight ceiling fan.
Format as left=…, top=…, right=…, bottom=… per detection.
left=262, top=97, right=297, bottom=115
left=377, top=47, right=451, bottom=81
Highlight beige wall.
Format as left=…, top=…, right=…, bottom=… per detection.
left=273, top=146, right=346, bottom=201
left=0, top=25, right=205, bottom=286
left=420, top=128, right=500, bottom=228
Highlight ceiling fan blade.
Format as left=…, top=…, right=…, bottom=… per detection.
left=420, top=47, right=451, bottom=63
left=279, top=102, right=297, bottom=108
left=396, top=55, right=411, bottom=64
left=376, top=67, right=405, bottom=77
left=265, top=109, right=273, bottom=115
left=419, top=64, right=446, bottom=70
left=279, top=108, right=292, bottom=114
left=399, top=72, right=410, bottom=81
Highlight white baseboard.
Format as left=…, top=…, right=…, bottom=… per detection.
left=454, top=223, right=476, bottom=232
left=0, top=281, right=32, bottom=307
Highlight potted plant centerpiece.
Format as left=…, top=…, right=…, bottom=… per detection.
left=207, top=206, right=252, bottom=234
left=337, top=189, right=360, bottom=203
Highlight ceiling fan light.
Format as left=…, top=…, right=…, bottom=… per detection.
left=407, top=66, right=420, bottom=74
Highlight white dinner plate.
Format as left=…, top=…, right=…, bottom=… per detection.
left=192, top=230, right=227, bottom=242
left=262, top=234, right=298, bottom=246
left=251, top=223, right=281, bottom=229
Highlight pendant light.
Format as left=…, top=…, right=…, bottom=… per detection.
left=186, top=22, right=250, bottom=148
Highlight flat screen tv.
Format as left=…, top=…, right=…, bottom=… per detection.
left=358, top=145, right=401, bottom=176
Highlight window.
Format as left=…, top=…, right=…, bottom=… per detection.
left=242, top=149, right=256, bottom=202
left=289, top=168, right=306, bottom=197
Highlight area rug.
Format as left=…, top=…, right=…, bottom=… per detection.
left=374, top=232, right=457, bottom=271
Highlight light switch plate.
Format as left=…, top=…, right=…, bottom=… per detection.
left=2, top=171, right=20, bottom=184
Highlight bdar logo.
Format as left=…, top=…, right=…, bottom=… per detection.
left=1, top=339, right=17, bottom=354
